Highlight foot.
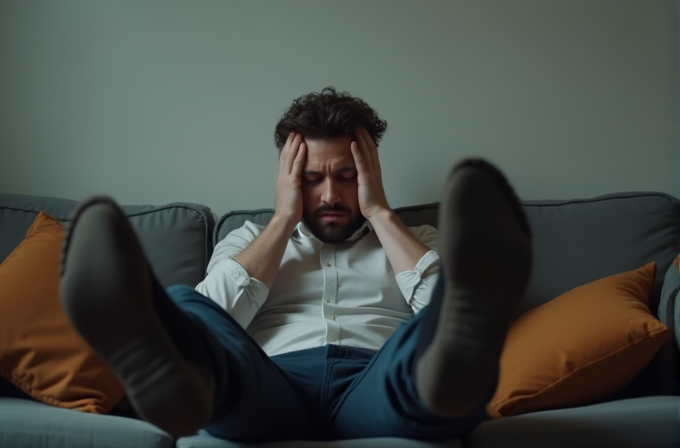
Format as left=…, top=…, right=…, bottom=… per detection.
left=415, top=159, right=532, bottom=418
left=60, top=196, right=214, bottom=436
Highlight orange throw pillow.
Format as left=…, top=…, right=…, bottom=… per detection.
left=0, top=211, right=124, bottom=413
left=487, top=262, right=669, bottom=419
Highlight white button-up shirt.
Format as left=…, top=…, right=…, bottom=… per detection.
left=195, top=220, right=440, bottom=356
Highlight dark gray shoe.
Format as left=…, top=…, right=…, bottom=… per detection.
left=60, top=196, right=214, bottom=436
left=416, top=159, right=532, bottom=418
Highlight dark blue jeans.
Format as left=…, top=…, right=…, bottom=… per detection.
left=166, top=284, right=491, bottom=443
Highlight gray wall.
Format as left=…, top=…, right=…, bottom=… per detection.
left=0, top=0, right=677, bottom=216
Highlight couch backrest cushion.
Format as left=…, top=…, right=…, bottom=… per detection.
left=0, top=194, right=214, bottom=288
left=520, top=192, right=679, bottom=316
left=215, top=192, right=680, bottom=317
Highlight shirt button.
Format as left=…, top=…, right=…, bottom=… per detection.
left=325, top=262, right=332, bottom=267
left=332, top=315, right=336, bottom=321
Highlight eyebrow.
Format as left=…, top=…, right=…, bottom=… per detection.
left=304, top=166, right=356, bottom=175
left=337, top=166, right=357, bottom=173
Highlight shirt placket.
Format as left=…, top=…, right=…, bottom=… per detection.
left=320, top=243, right=340, bottom=345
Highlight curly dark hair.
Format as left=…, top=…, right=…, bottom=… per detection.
left=274, top=87, right=387, bottom=150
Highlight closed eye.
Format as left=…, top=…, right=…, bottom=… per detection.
left=337, top=169, right=357, bottom=181
left=339, top=173, right=357, bottom=182
left=302, top=175, right=322, bottom=184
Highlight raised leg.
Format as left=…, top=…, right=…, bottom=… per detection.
left=415, top=158, right=532, bottom=418
left=59, top=197, right=214, bottom=436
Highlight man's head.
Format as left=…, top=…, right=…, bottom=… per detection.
left=274, top=87, right=387, bottom=149
left=275, top=87, right=387, bottom=243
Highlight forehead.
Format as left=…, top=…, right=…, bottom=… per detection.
left=304, top=136, right=355, bottom=170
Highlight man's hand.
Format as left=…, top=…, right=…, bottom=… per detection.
left=275, top=132, right=306, bottom=229
left=351, top=127, right=390, bottom=220
left=233, top=133, right=306, bottom=289
left=352, top=127, right=430, bottom=275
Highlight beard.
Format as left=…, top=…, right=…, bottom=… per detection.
left=303, top=204, right=366, bottom=244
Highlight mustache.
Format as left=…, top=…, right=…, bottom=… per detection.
left=315, top=204, right=350, bottom=216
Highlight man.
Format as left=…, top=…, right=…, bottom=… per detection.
left=60, top=87, right=532, bottom=442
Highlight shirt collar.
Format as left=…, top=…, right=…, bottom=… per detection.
left=292, top=220, right=372, bottom=243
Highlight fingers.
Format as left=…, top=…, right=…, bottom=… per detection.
left=275, top=134, right=305, bottom=224
left=292, top=141, right=306, bottom=177
left=351, top=129, right=368, bottom=173
left=353, top=127, right=379, bottom=172
left=280, top=133, right=303, bottom=175
left=279, top=133, right=295, bottom=174
left=350, top=141, right=364, bottom=175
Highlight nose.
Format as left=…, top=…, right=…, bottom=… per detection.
left=321, top=177, right=341, bottom=206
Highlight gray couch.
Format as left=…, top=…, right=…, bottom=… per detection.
left=0, top=191, right=678, bottom=448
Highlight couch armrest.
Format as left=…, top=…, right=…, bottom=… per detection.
left=658, top=260, right=679, bottom=349
left=656, top=261, right=679, bottom=394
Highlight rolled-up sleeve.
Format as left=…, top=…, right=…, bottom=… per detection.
left=395, top=225, right=440, bottom=313
left=194, top=222, right=269, bottom=329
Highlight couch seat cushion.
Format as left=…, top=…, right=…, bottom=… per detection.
left=0, top=397, right=173, bottom=448
left=466, top=396, right=680, bottom=448
left=177, top=431, right=461, bottom=448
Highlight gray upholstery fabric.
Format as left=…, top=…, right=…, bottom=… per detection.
left=0, top=397, right=173, bottom=448
left=0, top=193, right=215, bottom=287
left=177, top=431, right=460, bottom=448
left=660, top=262, right=680, bottom=350
left=214, top=208, right=275, bottom=245
left=676, top=287, right=680, bottom=350
left=658, top=262, right=680, bottom=392
left=519, top=192, right=679, bottom=317
left=464, top=396, right=680, bottom=448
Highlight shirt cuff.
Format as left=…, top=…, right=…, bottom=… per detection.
left=196, top=258, right=269, bottom=328
left=395, top=250, right=440, bottom=309
left=222, top=258, right=269, bottom=308
left=223, top=258, right=252, bottom=287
